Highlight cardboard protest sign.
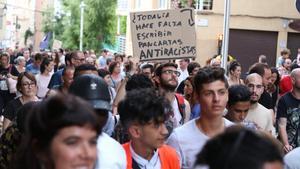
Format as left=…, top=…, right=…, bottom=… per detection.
left=130, top=8, right=196, bottom=61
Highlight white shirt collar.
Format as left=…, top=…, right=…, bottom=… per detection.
left=129, top=143, right=161, bottom=169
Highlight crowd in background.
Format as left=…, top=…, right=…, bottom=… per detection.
left=0, top=46, right=299, bottom=169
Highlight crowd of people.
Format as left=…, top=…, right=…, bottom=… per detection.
left=0, top=47, right=299, bottom=169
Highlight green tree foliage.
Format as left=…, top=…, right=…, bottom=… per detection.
left=60, top=0, right=81, bottom=50
left=120, top=16, right=127, bottom=35
left=42, top=0, right=117, bottom=51
left=84, top=0, right=117, bottom=51
left=42, top=7, right=65, bottom=49
left=179, top=0, right=196, bottom=8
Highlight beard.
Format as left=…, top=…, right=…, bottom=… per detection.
left=160, top=77, right=178, bottom=92
left=250, top=100, right=258, bottom=104
left=293, top=83, right=300, bottom=91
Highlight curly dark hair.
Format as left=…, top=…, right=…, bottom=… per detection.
left=118, top=88, right=169, bottom=129
left=194, top=67, right=228, bottom=93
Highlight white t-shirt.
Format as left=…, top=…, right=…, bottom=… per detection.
left=95, top=133, right=127, bottom=169
left=245, top=103, right=273, bottom=132
left=284, top=147, right=300, bottom=169
left=178, top=68, right=189, bottom=86
left=172, top=98, right=183, bottom=127
left=167, top=118, right=233, bottom=169
left=59, top=55, right=65, bottom=65
left=36, top=74, right=52, bottom=98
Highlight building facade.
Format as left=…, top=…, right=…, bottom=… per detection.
left=195, top=0, right=300, bottom=71
left=0, top=0, right=54, bottom=51
left=120, top=0, right=300, bottom=71
left=0, top=0, right=35, bottom=50
left=33, top=0, right=55, bottom=51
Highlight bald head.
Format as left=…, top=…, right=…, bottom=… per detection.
left=291, top=68, right=300, bottom=79
left=210, top=58, right=221, bottom=68
left=291, top=68, right=300, bottom=90
left=245, top=73, right=264, bottom=104
left=245, top=73, right=262, bottom=85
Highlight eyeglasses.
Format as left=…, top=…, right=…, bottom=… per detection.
left=162, top=70, right=181, bottom=77
left=22, top=82, right=36, bottom=88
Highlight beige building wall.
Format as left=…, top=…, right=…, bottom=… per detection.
left=10, top=0, right=35, bottom=49
left=195, top=0, right=300, bottom=65
left=34, top=0, right=54, bottom=52
left=0, top=0, right=35, bottom=49
left=123, top=0, right=300, bottom=64
left=0, top=0, right=53, bottom=50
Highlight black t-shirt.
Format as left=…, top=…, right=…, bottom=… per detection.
left=2, top=98, right=23, bottom=121
left=176, top=80, right=185, bottom=95
left=10, top=66, right=20, bottom=77
left=271, top=86, right=279, bottom=109
left=0, top=66, right=10, bottom=91
left=0, top=66, right=10, bottom=77
left=277, top=92, right=300, bottom=147
left=259, top=91, right=273, bottom=109
left=0, top=65, right=17, bottom=78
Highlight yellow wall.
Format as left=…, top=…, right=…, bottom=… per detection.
left=195, top=14, right=299, bottom=65
left=214, top=0, right=299, bottom=18
left=194, top=0, right=300, bottom=65
left=123, top=0, right=300, bottom=65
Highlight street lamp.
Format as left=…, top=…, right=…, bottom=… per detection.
left=79, top=1, right=85, bottom=51
left=217, top=34, right=223, bottom=55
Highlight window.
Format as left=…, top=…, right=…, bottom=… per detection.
left=135, top=0, right=142, bottom=9
left=158, top=0, right=168, bottom=9
left=117, top=0, right=128, bottom=11
left=196, top=0, right=213, bottom=10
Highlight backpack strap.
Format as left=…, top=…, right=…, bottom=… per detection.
left=175, top=93, right=186, bottom=124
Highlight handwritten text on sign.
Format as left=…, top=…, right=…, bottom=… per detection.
left=130, top=9, right=196, bottom=61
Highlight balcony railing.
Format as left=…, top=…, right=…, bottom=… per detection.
left=116, top=35, right=126, bottom=54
